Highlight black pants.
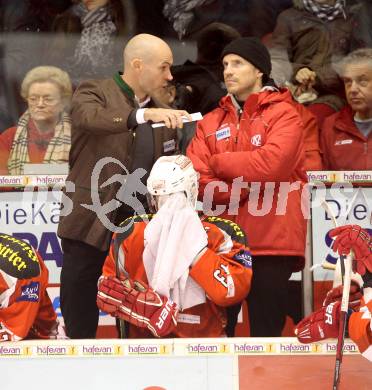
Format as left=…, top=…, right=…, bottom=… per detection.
left=226, top=303, right=243, bottom=337
left=247, top=255, right=297, bottom=337
left=60, top=238, right=108, bottom=339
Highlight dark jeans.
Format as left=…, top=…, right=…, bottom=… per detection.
left=247, top=255, right=299, bottom=337
left=60, top=238, right=108, bottom=339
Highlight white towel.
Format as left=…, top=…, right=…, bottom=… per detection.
left=143, top=192, right=208, bottom=310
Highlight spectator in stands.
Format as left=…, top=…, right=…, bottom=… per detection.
left=1, top=0, right=71, bottom=33
left=321, top=48, right=372, bottom=170
left=269, top=0, right=356, bottom=126
left=161, top=0, right=292, bottom=39
left=57, top=34, right=191, bottom=339
left=46, top=0, right=135, bottom=85
left=294, top=101, right=323, bottom=171
left=350, top=0, right=372, bottom=50
left=0, top=66, right=72, bottom=175
left=0, top=1, right=72, bottom=131
left=187, top=37, right=307, bottom=337
left=171, top=22, right=240, bottom=115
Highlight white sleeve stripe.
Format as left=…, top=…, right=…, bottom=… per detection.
left=118, top=247, right=129, bottom=277
left=217, top=229, right=233, bottom=254
left=362, top=345, right=372, bottom=362
left=363, top=287, right=372, bottom=304
left=0, top=270, right=18, bottom=309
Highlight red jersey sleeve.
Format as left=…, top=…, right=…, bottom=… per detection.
left=0, top=236, right=57, bottom=341
left=189, top=216, right=252, bottom=307
left=101, top=215, right=152, bottom=281
left=102, top=239, right=117, bottom=278
left=26, top=260, right=58, bottom=340
left=0, top=261, right=51, bottom=341
left=349, top=288, right=372, bottom=361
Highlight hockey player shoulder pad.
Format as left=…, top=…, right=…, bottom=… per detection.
left=0, top=233, right=40, bottom=280
left=203, top=216, right=247, bottom=245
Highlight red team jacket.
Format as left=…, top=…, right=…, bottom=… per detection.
left=321, top=106, right=372, bottom=170
left=102, top=214, right=253, bottom=338
left=0, top=233, right=58, bottom=341
left=187, top=89, right=307, bottom=264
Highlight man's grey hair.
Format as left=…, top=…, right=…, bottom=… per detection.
left=336, top=48, right=372, bottom=76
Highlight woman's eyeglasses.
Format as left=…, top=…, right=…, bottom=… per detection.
left=27, top=96, right=59, bottom=106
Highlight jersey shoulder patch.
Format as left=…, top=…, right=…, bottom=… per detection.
left=203, top=216, right=247, bottom=245
left=0, top=233, right=40, bottom=280
left=114, top=214, right=154, bottom=257
left=117, top=214, right=154, bottom=237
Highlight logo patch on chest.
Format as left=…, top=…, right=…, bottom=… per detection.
left=335, top=139, right=353, bottom=146
left=251, top=134, right=262, bottom=147
left=216, top=127, right=231, bottom=141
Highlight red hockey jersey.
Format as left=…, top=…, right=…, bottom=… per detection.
left=102, top=214, right=253, bottom=338
left=349, top=289, right=372, bottom=361
left=0, top=233, right=58, bottom=341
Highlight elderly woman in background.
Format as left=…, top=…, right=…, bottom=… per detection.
left=0, top=66, right=72, bottom=175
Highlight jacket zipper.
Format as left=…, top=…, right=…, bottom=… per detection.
left=235, top=108, right=242, bottom=143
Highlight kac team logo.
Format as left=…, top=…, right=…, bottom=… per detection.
left=250, top=134, right=262, bottom=147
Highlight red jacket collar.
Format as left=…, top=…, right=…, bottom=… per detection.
left=333, top=106, right=367, bottom=140
left=220, top=88, right=293, bottom=116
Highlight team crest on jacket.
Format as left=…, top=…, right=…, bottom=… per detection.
left=251, top=134, right=262, bottom=147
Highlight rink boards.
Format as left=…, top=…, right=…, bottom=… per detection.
left=1, top=337, right=372, bottom=390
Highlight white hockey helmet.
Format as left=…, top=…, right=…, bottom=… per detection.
left=147, top=155, right=199, bottom=210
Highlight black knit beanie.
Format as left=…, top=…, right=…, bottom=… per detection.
left=221, top=37, right=272, bottom=77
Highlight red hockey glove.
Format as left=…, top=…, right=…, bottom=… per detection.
left=97, top=276, right=178, bottom=337
left=330, top=225, right=372, bottom=276
left=323, top=280, right=362, bottom=310
left=295, top=301, right=345, bottom=343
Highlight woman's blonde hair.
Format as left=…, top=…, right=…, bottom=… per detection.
left=21, top=66, right=73, bottom=105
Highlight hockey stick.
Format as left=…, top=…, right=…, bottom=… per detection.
left=319, top=199, right=354, bottom=390
left=333, top=252, right=353, bottom=390
left=114, top=237, right=127, bottom=339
